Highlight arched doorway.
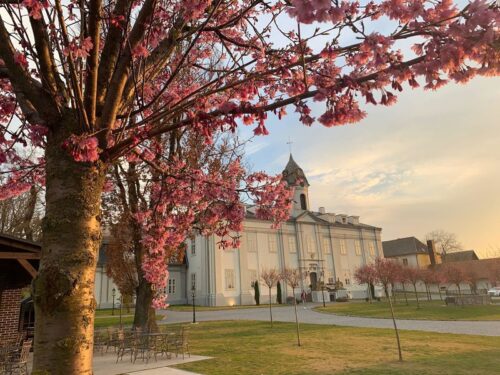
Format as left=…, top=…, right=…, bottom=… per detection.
left=309, top=272, right=317, bottom=291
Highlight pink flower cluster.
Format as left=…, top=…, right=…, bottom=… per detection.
left=62, top=134, right=100, bottom=162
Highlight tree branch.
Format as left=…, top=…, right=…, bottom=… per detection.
left=0, top=16, right=58, bottom=124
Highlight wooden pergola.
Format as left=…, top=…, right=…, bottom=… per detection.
left=0, top=233, right=41, bottom=278
left=0, top=233, right=41, bottom=342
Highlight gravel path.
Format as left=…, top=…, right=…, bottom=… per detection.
left=160, top=303, right=500, bottom=337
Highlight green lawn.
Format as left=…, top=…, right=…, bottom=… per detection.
left=95, top=308, right=135, bottom=316
left=166, top=303, right=275, bottom=312
left=173, top=320, right=500, bottom=375
left=94, top=314, right=164, bottom=328
left=315, top=300, right=500, bottom=321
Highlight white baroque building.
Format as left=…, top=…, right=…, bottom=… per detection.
left=170, top=155, right=383, bottom=306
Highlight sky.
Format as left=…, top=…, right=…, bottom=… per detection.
left=239, top=77, right=500, bottom=259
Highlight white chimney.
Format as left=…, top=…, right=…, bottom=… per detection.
left=319, top=207, right=326, bottom=214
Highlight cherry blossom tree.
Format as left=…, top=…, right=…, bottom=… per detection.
left=443, top=264, right=469, bottom=297
left=260, top=267, right=281, bottom=327
left=373, top=258, right=403, bottom=361
left=404, top=266, right=422, bottom=308
left=393, top=262, right=410, bottom=305
left=0, top=0, right=498, bottom=372
left=103, top=130, right=255, bottom=330
left=282, top=267, right=306, bottom=346
left=354, top=263, right=377, bottom=303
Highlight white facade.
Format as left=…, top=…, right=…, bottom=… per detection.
left=183, top=155, right=383, bottom=306
left=94, top=156, right=384, bottom=307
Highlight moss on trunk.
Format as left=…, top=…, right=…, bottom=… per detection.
left=32, top=112, right=106, bottom=374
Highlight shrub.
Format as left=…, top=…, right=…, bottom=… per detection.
left=254, top=281, right=260, bottom=305
left=277, top=281, right=282, bottom=304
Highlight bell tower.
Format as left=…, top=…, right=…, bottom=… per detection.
left=282, top=154, right=310, bottom=213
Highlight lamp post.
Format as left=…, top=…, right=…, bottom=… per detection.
left=191, top=285, right=196, bottom=323
left=111, top=288, right=116, bottom=316
left=320, top=269, right=326, bottom=308
left=119, top=295, right=123, bottom=328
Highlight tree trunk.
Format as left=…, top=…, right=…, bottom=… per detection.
left=292, top=287, right=300, bottom=347
left=134, top=278, right=157, bottom=332
left=269, top=288, right=273, bottom=328
left=402, top=283, right=408, bottom=305
left=132, top=231, right=157, bottom=332
left=413, top=284, right=420, bottom=309
left=387, top=294, right=403, bottom=361
left=32, top=113, right=106, bottom=375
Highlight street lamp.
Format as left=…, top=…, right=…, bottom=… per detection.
left=119, top=295, right=123, bottom=328
left=320, top=270, right=326, bottom=308
left=112, top=288, right=116, bottom=316
left=191, top=285, right=196, bottom=323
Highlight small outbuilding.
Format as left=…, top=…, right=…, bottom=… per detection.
left=0, top=233, right=41, bottom=342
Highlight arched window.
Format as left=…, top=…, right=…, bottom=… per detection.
left=300, top=193, right=307, bottom=210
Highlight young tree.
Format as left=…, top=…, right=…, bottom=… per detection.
left=261, top=268, right=281, bottom=328
left=373, top=258, right=403, bottom=361
left=283, top=267, right=306, bottom=347
left=254, top=279, right=260, bottom=306
left=443, top=264, right=468, bottom=297
left=405, top=266, right=422, bottom=308
left=0, top=0, right=498, bottom=372
left=354, top=264, right=377, bottom=303
left=394, top=263, right=409, bottom=305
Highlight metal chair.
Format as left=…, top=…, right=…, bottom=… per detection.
left=2, top=339, right=32, bottom=375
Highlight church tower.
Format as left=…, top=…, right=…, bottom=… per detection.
left=282, top=154, right=310, bottom=213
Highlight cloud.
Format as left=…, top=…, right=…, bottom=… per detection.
left=244, top=77, right=500, bottom=257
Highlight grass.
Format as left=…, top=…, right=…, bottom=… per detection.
left=94, top=314, right=164, bottom=328
left=95, top=308, right=135, bottom=316
left=165, top=303, right=276, bottom=312
left=315, top=300, right=500, bottom=321
left=173, top=320, right=500, bottom=375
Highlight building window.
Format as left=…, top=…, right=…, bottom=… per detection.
left=340, top=239, right=347, bottom=255
left=328, top=277, right=334, bottom=284
left=369, top=242, right=375, bottom=257
left=247, top=233, right=257, bottom=253
left=402, top=258, right=408, bottom=266
left=225, top=269, right=235, bottom=290
left=355, top=241, right=361, bottom=256
left=323, top=237, right=331, bottom=254
left=190, top=273, right=196, bottom=291
left=190, top=239, right=196, bottom=255
left=268, top=234, right=277, bottom=253
left=345, top=278, right=351, bottom=285
left=168, top=278, right=176, bottom=294
left=288, top=236, right=297, bottom=253
left=249, top=269, right=257, bottom=287
left=342, top=217, right=347, bottom=224
left=300, top=193, right=307, bottom=210
left=305, top=235, right=315, bottom=254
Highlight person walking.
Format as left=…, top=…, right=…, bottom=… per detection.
left=301, top=290, right=307, bottom=309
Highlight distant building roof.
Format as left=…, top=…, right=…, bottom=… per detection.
left=282, top=154, right=309, bottom=187
left=443, top=250, right=479, bottom=262
left=382, top=237, right=428, bottom=257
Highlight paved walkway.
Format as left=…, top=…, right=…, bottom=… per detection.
left=160, top=303, right=500, bottom=337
